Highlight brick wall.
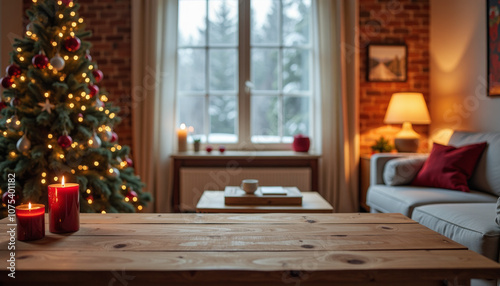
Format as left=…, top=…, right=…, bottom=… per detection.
left=359, top=0, right=430, bottom=155
left=23, top=0, right=134, bottom=151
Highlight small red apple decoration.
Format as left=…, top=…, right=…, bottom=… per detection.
left=292, top=134, right=310, bottom=152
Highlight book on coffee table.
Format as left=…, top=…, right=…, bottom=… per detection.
left=224, top=186, right=302, bottom=205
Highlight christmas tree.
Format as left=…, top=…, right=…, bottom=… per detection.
left=0, top=0, right=151, bottom=216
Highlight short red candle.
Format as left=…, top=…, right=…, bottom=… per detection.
left=16, top=203, right=45, bottom=241
left=48, top=178, right=80, bottom=233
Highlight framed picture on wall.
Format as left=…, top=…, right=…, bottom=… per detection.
left=367, top=44, right=407, bottom=82
left=488, top=0, right=500, bottom=96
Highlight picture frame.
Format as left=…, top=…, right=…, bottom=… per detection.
left=488, top=0, right=500, bottom=96
left=367, top=44, right=407, bottom=82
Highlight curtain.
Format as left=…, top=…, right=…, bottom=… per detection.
left=131, top=0, right=178, bottom=213
left=315, top=0, right=359, bottom=212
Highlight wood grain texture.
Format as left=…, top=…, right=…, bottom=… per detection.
left=0, top=213, right=498, bottom=286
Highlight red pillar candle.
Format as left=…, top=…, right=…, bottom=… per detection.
left=15, top=203, right=45, bottom=241
left=48, top=177, right=80, bottom=233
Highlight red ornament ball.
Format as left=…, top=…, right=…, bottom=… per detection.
left=125, top=157, right=133, bottom=167
left=0, top=101, right=7, bottom=111
left=92, top=69, right=103, bottom=83
left=6, top=64, right=21, bottom=77
left=125, top=189, right=138, bottom=202
left=86, top=194, right=94, bottom=204
left=110, top=132, right=118, bottom=143
left=32, top=54, right=49, bottom=69
left=219, top=145, right=226, bottom=153
left=1, top=76, right=13, bottom=89
left=2, top=191, right=20, bottom=206
left=206, top=145, right=213, bottom=153
left=64, top=36, right=81, bottom=52
left=61, top=0, right=73, bottom=6
left=57, top=134, right=73, bottom=149
left=88, top=84, right=99, bottom=97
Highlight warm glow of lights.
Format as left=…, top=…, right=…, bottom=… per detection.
left=88, top=198, right=93, bottom=204
left=89, top=65, right=94, bottom=70
left=78, top=165, right=83, bottom=170
left=85, top=78, right=90, bottom=83
left=81, top=92, right=86, bottom=96
left=71, top=142, right=77, bottom=148
left=85, top=94, right=90, bottom=100
left=117, top=145, right=122, bottom=150
left=26, top=31, right=32, bottom=36
left=82, top=73, right=87, bottom=77
left=42, top=172, right=46, bottom=177
left=69, top=103, right=75, bottom=108
left=48, top=134, right=53, bottom=139
left=73, top=55, right=78, bottom=60
left=111, top=147, right=116, bottom=152
left=86, top=189, right=91, bottom=194
left=58, top=32, right=63, bottom=38
left=41, top=179, right=46, bottom=184
left=120, top=162, right=127, bottom=168
left=98, top=127, right=103, bottom=132
left=10, top=151, right=16, bottom=157
left=101, top=95, right=108, bottom=102
left=58, top=14, right=63, bottom=19
left=101, top=210, right=106, bottom=214
left=57, top=0, right=62, bottom=4
left=2, top=131, right=7, bottom=136
left=137, top=205, right=143, bottom=211
left=6, top=118, right=11, bottom=124
left=88, top=139, right=93, bottom=145
left=59, top=154, right=64, bottom=159
left=69, top=1, right=74, bottom=7
left=48, top=144, right=53, bottom=149
left=59, top=76, right=65, bottom=81
left=11, top=84, right=16, bottom=88
left=125, top=197, right=130, bottom=202
left=62, top=26, right=67, bottom=30
left=70, top=11, right=76, bottom=16
left=78, top=18, right=83, bottom=23
left=81, top=106, right=86, bottom=111
left=51, top=41, right=57, bottom=47
left=121, top=185, right=127, bottom=190
left=20, top=76, right=25, bottom=81
left=19, top=56, right=25, bottom=61
left=54, top=176, right=59, bottom=182
left=108, top=168, right=114, bottom=174
left=68, top=93, right=73, bottom=99
left=99, top=107, right=104, bottom=112
left=83, top=165, right=88, bottom=171
left=78, top=117, right=83, bottom=123
left=109, top=113, right=116, bottom=119
left=105, top=110, right=109, bottom=114
left=94, top=161, right=99, bottom=166
left=64, top=55, right=69, bottom=60
left=16, top=47, right=21, bottom=52
left=71, top=22, right=77, bottom=27
left=44, top=92, right=50, bottom=98
left=71, top=169, right=75, bottom=174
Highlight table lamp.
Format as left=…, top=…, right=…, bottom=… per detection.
left=384, top=92, right=431, bottom=152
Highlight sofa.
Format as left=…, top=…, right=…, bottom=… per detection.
left=366, top=131, right=500, bottom=286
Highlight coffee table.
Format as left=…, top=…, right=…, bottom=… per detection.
left=1, top=213, right=500, bottom=285
left=196, top=190, right=334, bottom=213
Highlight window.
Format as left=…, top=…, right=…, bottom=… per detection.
left=177, top=0, right=314, bottom=147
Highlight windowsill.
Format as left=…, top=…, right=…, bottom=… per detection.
left=171, top=150, right=321, bottom=159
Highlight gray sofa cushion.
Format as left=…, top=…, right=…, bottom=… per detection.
left=449, top=131, right=500, bottom=196
left=383, top=156, right=428, bottom=186
left=367, top=184, right=497, bottom=217
left=413, top=203, right=500, bottom=262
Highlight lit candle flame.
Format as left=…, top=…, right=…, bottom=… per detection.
left=180, top=123, right=186, bottom=130
left=29, top=202, right=31, bottom=209
left=62, top=176, right=65, bottom=187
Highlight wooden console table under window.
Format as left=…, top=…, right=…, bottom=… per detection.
left=171, top=151, right=321, bottom=212
left=3, top=213, right=499, bottom=285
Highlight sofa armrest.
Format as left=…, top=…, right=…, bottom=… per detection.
left=370, top=153, right=421, bottom=186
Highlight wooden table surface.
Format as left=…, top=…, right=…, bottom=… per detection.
left=1, top=213, right=500, bottom=286
left=196, top=191, right=334, bottom=213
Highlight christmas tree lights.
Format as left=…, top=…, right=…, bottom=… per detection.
left=0, top=0, right=151, bottom=216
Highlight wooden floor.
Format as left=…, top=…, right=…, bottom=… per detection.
left=1, top=213, right=499, bottom=285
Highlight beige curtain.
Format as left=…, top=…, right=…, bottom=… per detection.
left=131, top=0, right=178, bottom=213
left=315, top=0, right=359, bottom=212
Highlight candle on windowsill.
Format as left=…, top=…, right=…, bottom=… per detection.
left=177, top=123, right=188, bottom=152
left=16, top=203, right=45, bottom=241
left=48, top=176, right=80, bottom=233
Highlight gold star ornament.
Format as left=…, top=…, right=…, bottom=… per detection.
left=38, top=99, right=55, bottom=114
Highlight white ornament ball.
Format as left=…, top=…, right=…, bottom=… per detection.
left=109, top=167, right=120, bottom=178
left=100, top=130, right=112, bottom=142
left=90, top=132, right=102, bottom=148
left=16, top=135, right=31, bottom=152
left=50, top=53, right=65, bottom=71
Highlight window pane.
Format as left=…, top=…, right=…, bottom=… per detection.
left=179, top=96, right=205, bottom=137
left=209, top=95, right=237, bottom=143
left=251, top=48, right=278, bottom=90
left=178, top=0, right=206, bottom=46
left=283, top=96, right=309, bottom=137
left=251, top=95, right=279, bottom=142
left=283, top=48, right=310, bottom=92
left=282, top=0, right=311, bottom=46
left=209, top=49, right=238, bottom=91
left=209, top=0, right=238, bottom=45
left=178, top=49, right=206, bottom=92
left=251, top=0, right=279, bottom=45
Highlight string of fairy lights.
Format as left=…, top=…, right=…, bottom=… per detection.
left=0, top=0, right=144, bottom=212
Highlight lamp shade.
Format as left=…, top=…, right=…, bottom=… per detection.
left=384, top=92, right=431, bottom=124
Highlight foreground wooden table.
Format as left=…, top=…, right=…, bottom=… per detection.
left=1, top=213, right=499, bottom=285
left=196, top=191, right=334, bottom=213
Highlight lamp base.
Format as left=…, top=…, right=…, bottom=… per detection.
left=394, top=138, right=419, bottom=153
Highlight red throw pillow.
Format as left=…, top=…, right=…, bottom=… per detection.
left=411, top=142, right=487, bottom=192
